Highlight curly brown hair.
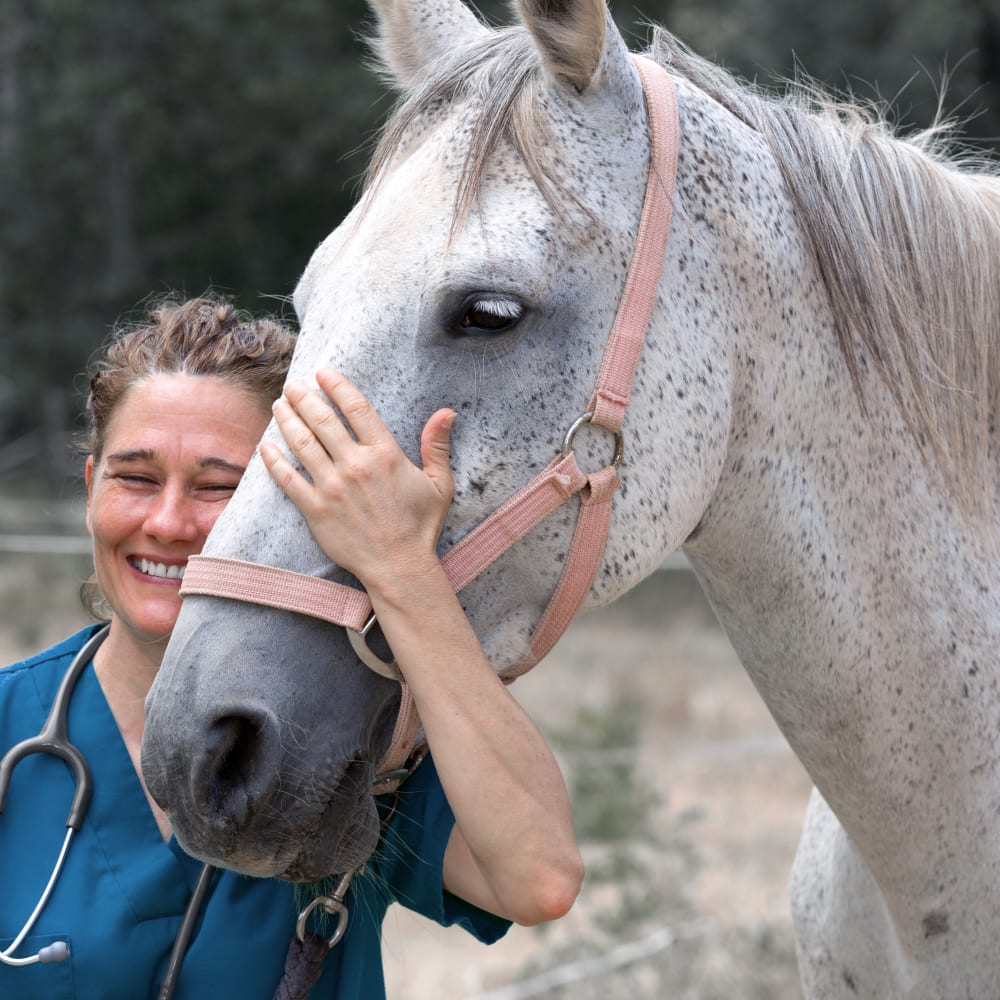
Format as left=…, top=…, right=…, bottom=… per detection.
left=82, top=294, right=297, bottom=460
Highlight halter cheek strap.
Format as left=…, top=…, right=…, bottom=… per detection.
left=179, top=55, right=680, bottom=791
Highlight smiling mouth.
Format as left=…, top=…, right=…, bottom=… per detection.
left=129, top=556, right=186, bottom=581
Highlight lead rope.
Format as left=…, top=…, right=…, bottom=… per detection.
left=273, top=868, right=356, bottom=1000
left=272, top=932, right=331, bottom=1000
left=271, top=779, right=413, bottom=1000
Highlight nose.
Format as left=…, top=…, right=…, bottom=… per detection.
left=143, top=485, right=200, bottom=544
left=191, top=705, right=282, bottom=829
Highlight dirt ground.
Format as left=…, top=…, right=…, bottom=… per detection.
left=1, top=523, right=812, bottom=999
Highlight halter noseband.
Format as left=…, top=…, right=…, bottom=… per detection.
left=179, top=56, right=680, bottom=790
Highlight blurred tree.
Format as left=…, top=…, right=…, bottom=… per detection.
left=0, top=0, right=995, bottom=491
left=1, top=0, right=386, bottom=470
left=663, top=0, right=998, bottom=145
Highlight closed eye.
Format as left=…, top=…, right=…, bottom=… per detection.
left=115, top=473, right=157, bottom=486
left=456, top=295, right=524, bottom=335
left=197, top=483, right=240, bottom=497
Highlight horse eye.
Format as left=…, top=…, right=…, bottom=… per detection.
left=457, top=296, right=523, bottom=334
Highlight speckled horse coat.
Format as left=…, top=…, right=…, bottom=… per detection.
left=142, top=2, right=1000, bottom=996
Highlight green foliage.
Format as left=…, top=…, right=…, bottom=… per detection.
left=522, top=698, right=705, bottom=991
left=548, top=697, right=701, bottom=914
left=1, top=0, right=384, bottom=452
left=664, top=0, right=1000, bottom=146
left=550, top=701, right=661, bottom=844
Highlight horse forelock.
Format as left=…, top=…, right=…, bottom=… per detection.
left=649, top=28, right=1000, bottom=527
left=363, top=28, right=594, bottom=239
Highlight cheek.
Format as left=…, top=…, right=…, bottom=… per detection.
left=88, top=492, right=128, bottom=541
left=87, top=488, right=152, bottom=549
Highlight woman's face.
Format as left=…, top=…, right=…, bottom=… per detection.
left=85, top=374, right=271, bottom=646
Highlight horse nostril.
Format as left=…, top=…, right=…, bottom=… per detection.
left=197, top=708, right=280, bottom=829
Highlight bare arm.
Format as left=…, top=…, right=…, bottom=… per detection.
left=259, top=368, right=582, bottom=926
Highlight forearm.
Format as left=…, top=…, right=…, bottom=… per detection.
left=368, top=560, right=582, bottom=925
left=260, top=371, right=582, bottom=921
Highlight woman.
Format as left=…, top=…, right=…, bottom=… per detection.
left=0, top=296, right=582, bottom=999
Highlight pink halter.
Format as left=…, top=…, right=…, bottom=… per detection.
left=179, top=56, right=680, bottom=790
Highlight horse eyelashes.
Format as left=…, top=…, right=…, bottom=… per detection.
left=458, top=294, right=524, bottom=334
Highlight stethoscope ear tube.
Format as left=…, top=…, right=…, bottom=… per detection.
left=0, top=741, right=92, bottom=831
left=0, top=625, right=108, bottom=829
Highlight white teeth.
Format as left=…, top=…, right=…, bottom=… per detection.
left=136, top=558, right=186, bottom=580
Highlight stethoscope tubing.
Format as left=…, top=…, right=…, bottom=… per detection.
left=0, top=624, right=109, bottom=968
left=0, top=624, right=108, bottom=829
left=0, top=624, right=214, bottom=998
left=157, top=861, right=215, bottom=1000
left=0, top=827, right=74, bottom=966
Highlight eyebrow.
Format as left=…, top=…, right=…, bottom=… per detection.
left=105, top=449, right=247, bottom=476
left=198, top=457, right=248, bottom=476
left=105, top=448, right=157, bottom=464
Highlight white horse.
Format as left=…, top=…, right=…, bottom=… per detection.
left=142, top=2, right=1000, bottom=996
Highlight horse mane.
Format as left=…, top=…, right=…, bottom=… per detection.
left=365, top=25, right=1000, bottom=521
left=649, top=30, right=1000, bottom=523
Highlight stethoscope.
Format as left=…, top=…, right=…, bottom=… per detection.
left=0, top=624, right=214, bottom=1000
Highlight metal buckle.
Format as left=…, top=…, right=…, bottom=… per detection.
left=372, top=747, right=427, bottom=792
left=346, top=612, right=402, bottom=681
left=371, top=768, right=411, bottom=789
left=561, top=411, right=624, bottom=468
left=296, top=869, right=358, bottom=950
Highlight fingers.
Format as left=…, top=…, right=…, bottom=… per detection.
left=275, top=367, right=393, bottom=464
left=420, top=409, right=457, bottom=501
left=279, top=379, right=354, bottom=462
left=269, top=367, right=456, bottom=507
left=314, top=368, right=390, bottom=447
left=270, top=392, right=344, bottom=489
left=259, top=440, right=314, bottom=510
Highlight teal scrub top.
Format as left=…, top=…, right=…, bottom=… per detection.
left=0, top=626, right=509, bottom=999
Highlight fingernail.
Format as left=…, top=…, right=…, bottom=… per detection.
left=442, top=410, right=457, bottom=429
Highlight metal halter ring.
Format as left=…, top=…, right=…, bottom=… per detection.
left=296, top=869, right=357, bottom=949
left=561, top=411, right=625, bottom=468
left=346, top=612, right=402, bottom=681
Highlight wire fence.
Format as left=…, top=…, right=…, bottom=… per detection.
left=0, top=528, right=692, bottom=568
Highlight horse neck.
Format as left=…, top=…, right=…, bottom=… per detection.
left=668, top=97, right=1000, bottom=885
left=679, top=209, right=999, bottom=728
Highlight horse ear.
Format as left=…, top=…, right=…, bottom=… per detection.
left=366, top=0, right=490, bottom=89
left=514, top=0, right=612, bottom=93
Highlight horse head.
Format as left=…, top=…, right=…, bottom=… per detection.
left=138, top=3, right=1000, bottom=992
left=142, top=0, right=749, bottom=879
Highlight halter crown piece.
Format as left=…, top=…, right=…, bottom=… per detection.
left=180, top=56, right=680, bottom=792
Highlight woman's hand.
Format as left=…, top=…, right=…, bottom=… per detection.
left=258, top=367, right=455, bottom=594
